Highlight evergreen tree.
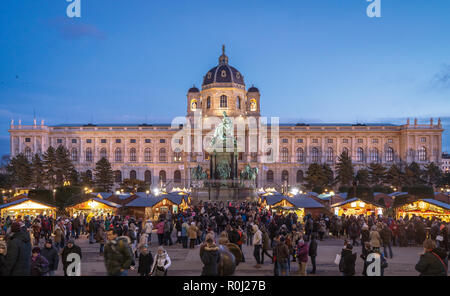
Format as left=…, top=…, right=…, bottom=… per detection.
left=422, top=162, right=442, bottom=188
left=335, top=150, right=354, bottom=187
left=94, top=157, right=114, bottom=192
left=43, top=146, right=58, bottom=189
left=385, top=164, right=404, bottom=189
left=55, top=145, right=77, bottom=186
left=368, top=163, right=387, bottom=186
left=355, top=169, right=370, bottom=186
left=31, top=153, right=45, bottom=189
left=322, top=163, right=334, bottom=188
left=404, top=162, right=423, bottom=186
left=304, top=163, right=331, bottom=193
left=7, top=154, right=32, bottom=188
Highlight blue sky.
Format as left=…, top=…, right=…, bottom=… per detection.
left=1, top=0, right=450, bottom=156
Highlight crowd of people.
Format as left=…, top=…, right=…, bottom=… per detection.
left=0, top=200, right=449, bottom=276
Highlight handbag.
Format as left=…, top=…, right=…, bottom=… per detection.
left=436, top=235, right=444, bottom=242
left=334, top=254, right=341, bottom=265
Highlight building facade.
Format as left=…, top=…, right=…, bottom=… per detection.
left=8, top=47, right=444, bottom=190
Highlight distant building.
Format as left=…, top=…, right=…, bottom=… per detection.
left=441, top=153, right=450, bottom=173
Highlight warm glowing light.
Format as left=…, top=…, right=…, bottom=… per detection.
left=290, top=188, right=299, bottom=195
left=351, top=202, right=357, bottom=208
left=359, top=202, right=365, bottom=208
left=8, top=200, right=53, bottom=210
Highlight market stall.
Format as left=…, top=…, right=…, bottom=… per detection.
left=259, top=192, right=324, bottom=219
left=331, top=198, right=385, bottom=217
left=65, top=197, right=121, bottom=218
left=395, top=199, right=450, bottom=222
left=0, top=198, right=56, bottom=218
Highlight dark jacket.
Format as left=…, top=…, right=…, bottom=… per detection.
left=415, top=248, right=448, bottom=276
left=201, top=244, right=220, bottom=276
left=380, top=228, right=392, bottom=244
left=31, top=254, right=49, bottom=276
left=275, top=242, right=290, bottom=261
left=138, top=251, right=154, bottom=275
left=340, top=249, right=357, bottom=276
left=41, top=246, right=59, bottom=271
left=309, top=238, right=318, bottom=257
left=61, top=244, right=82, bottom=274
left=104, top=236, right=133, bottom=276
left=3, top=230, right=32, bottom=276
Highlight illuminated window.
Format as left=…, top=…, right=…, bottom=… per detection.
left=220, top=95, right=227, bottom=108
left=206, top=97, right=211, bottom=109
left=250, top=99, right=257, bottom=111
left=418, top=147, right=427, bottom=161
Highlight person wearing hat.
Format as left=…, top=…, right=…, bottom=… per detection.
left=41, top=239, right=59, bottom=276
left=61, top=238, right=82, bottom=276
left=3, top=222, right=32, bottom=276
left=137, top=244, right=154, bottom=276
left=31, top=247, right=49, bottom=276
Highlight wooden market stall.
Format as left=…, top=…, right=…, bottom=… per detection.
left=259, top=192, right=324, bottom=219
left=331, top=198, right=385, bottom=217
left=65, top=197, right=121, bottom=218
left=124, top=191, right=191, bottom=221
left=0, top=198, right=56, bottom=218
left=395, top=199, right=450, bottom=222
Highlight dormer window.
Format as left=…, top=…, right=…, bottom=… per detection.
left=221, top=70, right=227, bottom=78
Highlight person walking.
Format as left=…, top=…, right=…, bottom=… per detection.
left=151, top=246, right=171, bottom=276
left=143, top=219, right=153, bottom=244
left=95, top=223, right=106, bottom=255
left=296, top=239, right=309, bottom=276
left=252, top=224, right=263, bottom=269
left=200, top=237, right=220, bottom=276
left=339, top=244, right=357, bottom=276
left=0, top=240, right=7, bottom=276
left=138, top=244, right=154, bottom=276
left=309, top=233, right=318, bottom=274
left=30, top=247, right=49, bottom=276
left=40, top=239, right=59, bottom=276
left=274, top=236, right=290, bottom=276
left=156, top=219, right=165, bottom=246
left=415, top=239, right=448, bottom=276
left=3, top=222, right=32, bottom=276
left=61, top=239, right=82, bottom=276
left=188, top=222, right=198, bottom=249
left=181, top=219, right=189, bottom=249
left=369, top=225, right=382, bottom=252
left=103, top=229, right=133, bottom=276
left=261, top=227, right=273, bottom=264
left=380, top=224, right=393, bottom=259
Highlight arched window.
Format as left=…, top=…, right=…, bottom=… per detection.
left=115, top=148, right=122, bottom=162
left=267, top=170, right=274, bottom=183
left=85, top=148, right=93, bottom=162
left=71, top=148, right=78, bottom=162
left=281, top=147, right=289, bottom=163
left=266, top=148, right=273, bottom=162
left=114, top=170, right=122, bottom=183
left=173, top=149, right=182, bottom=163
left=327, top=147, right=334, bottom=162
left=174, top=170, right=181, bottom=183
left=418, top=147, right=427, bottom=161
left=370, top=148, right=379, bottom=163
left=357, top=147, right=364, bottom=162
left=296, top=170, right=304, bottom=183
left=144, top=170, right=152, bottom=184
left=129, top=148, right=137, bottom=162
left=159, top=170, right=166, bottom=184
left=24, top=147, right=32, bottom=161
left=144, top=148, right=152, bottom=162
left=250, top=99, right=257, bottom=111
left=282, top=170, right=289, bottom=183
left=85, top=170, right=92, bottom=181
left=129, top=170, right=137, bottom=180
left=220, top=95, right=227, bottom=108
left=296, top=148, right=304, bottom=163
left=191, top=99, right=197, bottom=111
left=206, top=97, right=211, bottom=109
left=386, top=147, right=394, bottom=162
left=100, top=148, right=107, bottom=159
left=236, top=96, right=241, bottom=109
left=342, top=147, right=349, bottom=156
left=311, top=147, right=319, bottom=163
left=159, top=148, right=167, bottom=162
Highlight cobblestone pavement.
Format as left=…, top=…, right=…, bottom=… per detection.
left=53, top=232, right=423, bottom=276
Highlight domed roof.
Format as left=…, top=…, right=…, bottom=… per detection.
left=248, top=85, right=259, bottom=93
left=188, top=85, right=199, bottom=93
left=202, top=45, right=245, bottom=88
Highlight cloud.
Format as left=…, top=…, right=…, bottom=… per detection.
left=46, top=17, right=106, bottom=40
left=431, top=64, right=450, bottom=90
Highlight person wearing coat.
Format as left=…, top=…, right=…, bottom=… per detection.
left=188, top=222, right=198, bottom=249
left=142, top=219, right=153, bottom=244
left=200, top=238, right=220, bottom=276
left=31, top=247, right=49, bottom=276
left=181, top=220, right=189, bottom=249
left=275, top=236, right=290, bottom=276
left=308, top=233, right=318, bottom=274
left=40, top=239, right=59, bottom=276
left=103, top=229, right=133, bottom=276
left=252, top=224, right=263, bottom=268
left=0, top=240, right=7, bottom=276
left=261, top=227, right=273, bottom=264
left=380, top=224, right=393, bottom=259
left=156, top=220, right=165, bottom=246
left=95, top=224, right=106, bottom=255
left=151, top=246, right=171, bottom=276
left=3, top=222, right=32, bottom=276
left=61, top=239, right=83, bottom=276
left=369, top=226, right=382, bottom=250
left=339, top=244, right=357, bottom=276
left=296, top=239, right=309, bottom=276
left=138, top=244, right=154, bottom=276
left=415, top=239, right=448, bottom=276
left=53, top=223, right=63, bottom=252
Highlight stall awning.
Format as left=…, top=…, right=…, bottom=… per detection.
left=125, top=193, right=189, bottom=208
left=0, top=198, right=56, bottom=210
left=331, top=197, right=385, bottom=208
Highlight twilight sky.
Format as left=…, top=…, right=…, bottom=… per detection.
left=1, top=0, right=450, bottom=156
